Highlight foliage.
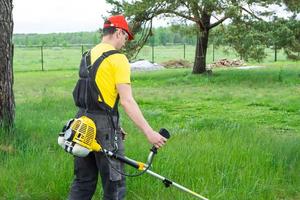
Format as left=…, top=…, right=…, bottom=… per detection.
left=105, top=0, right=299, bottom=73
left=280, top=18, right=300, bottom=60
left=283, top=0, right=300, bottom=12
left=13, top=32, right=101, bottom=46
left=215, top=20, right=267, bottom=62
left=209, top=18, right=300, bottom=62
left=255, top=18, right=300, bottom=61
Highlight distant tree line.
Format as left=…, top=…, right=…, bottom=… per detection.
left=13, top=32, right=101, bottom=46
left=13, top=26, right=197, bottom=47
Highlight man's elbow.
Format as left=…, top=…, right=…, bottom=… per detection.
left=120, top=97, right=135, bottom=108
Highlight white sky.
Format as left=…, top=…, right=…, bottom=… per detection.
left=13, top=1, right=298, bottom=34
left=13, top=0, right=112, bottom=34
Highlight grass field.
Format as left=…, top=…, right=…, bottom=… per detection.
left=0, top=61, right=300, bottom=199
left=13, top=44, right=288, bottom=72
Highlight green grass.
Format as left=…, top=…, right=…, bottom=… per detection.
left=0, top=63, right=300, bottom=199
left=13, top=46, right=91, bottom=71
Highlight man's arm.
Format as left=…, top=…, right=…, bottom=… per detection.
left=116, top=83, right=167, bottom=149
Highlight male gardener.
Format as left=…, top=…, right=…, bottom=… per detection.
left=68, top=15, right=167, bottom=200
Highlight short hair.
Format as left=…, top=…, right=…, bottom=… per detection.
left=102, top=20, right=117, bottom=36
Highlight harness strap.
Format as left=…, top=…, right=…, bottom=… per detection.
left=85, top=50, right=121, bottom=152
left=87, top=50, right=120, bottom=113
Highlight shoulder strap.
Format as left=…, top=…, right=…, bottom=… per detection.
left=88, top=49, right=119, bottom=85
left=88, top=50, right=120, bottom=112
left=90, top=50, right=119, bottom=71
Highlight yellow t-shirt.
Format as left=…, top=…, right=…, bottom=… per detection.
left=90, top=43, right=131, bottom=108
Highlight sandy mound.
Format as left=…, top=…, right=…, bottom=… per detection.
left=130, top=60, right=165, bottom=71
left=160, top=59, right=192, bottom=68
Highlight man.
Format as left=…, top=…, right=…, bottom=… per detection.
left=68, top=15, right=167, bottom=200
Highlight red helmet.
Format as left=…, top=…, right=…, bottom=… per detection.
left=103, top=15, right=134, bottom=41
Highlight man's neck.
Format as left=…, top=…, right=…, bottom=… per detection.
left=101, top=37, right=118, bottom=49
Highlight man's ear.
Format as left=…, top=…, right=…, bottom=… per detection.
left=116, top=29, right=122, bottom=39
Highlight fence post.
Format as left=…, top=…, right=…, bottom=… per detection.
left=274, top=45, right=277, bottom=62
left=41, top=45, right=44, bottom=71
left=183, top=43, right=186, bottom=59
left=152, top=42, right=154, bottom=63
left=212, top=44, right=215, bottom=62
left=81, top=45, right=84, bottom=55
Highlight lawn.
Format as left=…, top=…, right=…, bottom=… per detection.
left=0, top=62, right=300, bottom=200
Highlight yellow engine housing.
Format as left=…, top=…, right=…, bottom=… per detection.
left=70, top=116, right=101, bottom=152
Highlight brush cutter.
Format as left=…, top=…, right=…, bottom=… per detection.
left=58, top=116, right=209, bottom=200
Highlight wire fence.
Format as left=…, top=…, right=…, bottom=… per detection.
left=13, top=44, right=289, bottom=72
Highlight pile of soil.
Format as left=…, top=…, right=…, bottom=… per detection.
left=209, top=58, right=245, bottom=68
left=160, top=59, right=192, bottom=68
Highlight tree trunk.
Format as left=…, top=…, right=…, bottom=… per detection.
left=192, top=30, right=209, bottom=74
left=0, top=0, right=15, bottom=128
left=192, top=13, right=210, bottom=74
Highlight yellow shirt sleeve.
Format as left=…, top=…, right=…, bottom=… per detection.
left=110, top=54, right=131, bottom=84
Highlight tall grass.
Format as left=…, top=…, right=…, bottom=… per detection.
left=0, top=63, right=300, bottom=199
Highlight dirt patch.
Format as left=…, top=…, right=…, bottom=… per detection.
left=160, top=59, right=192, bottom=68
left=208, top=58, right=245, bottom=68
left=0, top=144, right=15, bottom=153
left=160, top=58, right=245, bottom=69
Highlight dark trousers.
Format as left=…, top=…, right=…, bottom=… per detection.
left=68, top=110, right=126, bottom=200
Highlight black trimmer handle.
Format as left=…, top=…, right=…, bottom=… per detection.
left=159, top=128, right=170, bottom=139
left=151, top=128, right=170, bottom=154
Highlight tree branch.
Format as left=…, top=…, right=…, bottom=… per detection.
left=161, top=10, right=197, bottom=22
left=240, top=6, right=263, bottom=21
left=190, top=1, right=205, bottom=29
left=209, top=16, right=228, bottom=29
left=132, top=20, right=153, bottom=59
